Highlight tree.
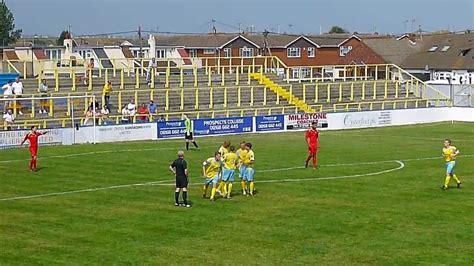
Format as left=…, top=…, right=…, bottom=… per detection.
left=56, top=30, right=70, bottom=46
left=328, top=26, right=348, bottom=34
left=0, top=1, right=22, bottom=46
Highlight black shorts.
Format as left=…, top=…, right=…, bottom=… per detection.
left=176, top=176, right=188, bottom=188
left=184, top=132, right=193, bottom=140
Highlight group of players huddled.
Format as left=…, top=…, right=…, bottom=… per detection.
left=169, top=140, right=255, bottom=208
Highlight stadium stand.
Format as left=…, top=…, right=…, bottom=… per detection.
left=1, top=56, right=450, bottom=130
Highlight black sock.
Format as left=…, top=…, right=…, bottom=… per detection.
left=186, top=142, right=189, bottom=150
left=193, top=141, right=199, bottom=148
left=175, top=192, right=179, bottom=204
left=183, top=191, right=188, bottom=205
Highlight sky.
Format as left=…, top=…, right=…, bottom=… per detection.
left=5, top=0, right=474, bottom=37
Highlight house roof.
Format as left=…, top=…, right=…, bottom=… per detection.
left=155, top=34, right=237, bottom=48
left=363, top=37, right=422, bottom=65
left=401, top=32, right=474, bottom=70
left=13, top=33, right=365, bottom=51
left=154, top=33, right=361, bottom=49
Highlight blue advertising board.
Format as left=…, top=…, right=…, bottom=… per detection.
left=255, top=115, right=285, bottom=132
left=157, top=120, right=186, bottom=139
left=193, top=116, right=253, bottom=136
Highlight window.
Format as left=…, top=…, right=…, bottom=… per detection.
left=188, top=49, right=197, bottom=58
left=339, top=46, right=352, bottom=57
left=203, top=49, right=215, bottom=55
left=460, top=49, right=471, bottom=56
left=292, top=67, right=310, bottom=79
left=287, top=47, right=301, bottom=58
left=239, top=47, right=253, bottom=57
left=46, top=49, right=62, bottom=60
left=428, top=45, right=438, bottom=52
left=441, top=45, right=450, bottom=52
left=223, top=48, right=232, bottom=58
left=156, top=49, right=166, bottom=58
left=307, top=47, right=315, bottom=57
left=79, top=50, right=91, bottom=59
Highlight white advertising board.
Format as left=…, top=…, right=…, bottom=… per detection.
left=73, top=123, right=158, bottom=144
left=0, top=128, right=64, bottom=149
left=449, top=107, right=474, bottom=122
left=285, top=107, right=473, bottom=131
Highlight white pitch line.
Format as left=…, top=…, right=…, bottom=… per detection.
left=0, top=146, right=209, bottom=164
left=0, top=160, right=405, bottom=202
left=258, top=161, right=404, bottom=183
left=136, top=160, right=406, bottom=186
left=0, top=179, right=171, bottom=202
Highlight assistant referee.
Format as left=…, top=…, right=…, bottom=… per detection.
left=169, top=150, right=191, bottom=207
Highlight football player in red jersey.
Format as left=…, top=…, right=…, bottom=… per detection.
left=305, top=121, right=319, bottom=169
left=20, top=126, right=49, bottom=172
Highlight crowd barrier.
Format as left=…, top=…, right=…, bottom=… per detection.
left=1, top=107, right=473, bottom=148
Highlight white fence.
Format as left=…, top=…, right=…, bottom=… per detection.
left=431, top=84, right=474, bottom=107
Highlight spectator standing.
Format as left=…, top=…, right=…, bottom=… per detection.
left=148, top=100, right=157, bottom=114
left=38, top=79, right=49, bottom=114
left=2, top=80, right=13, bottom=113
left=2, top=108, right=14, bottom=130
left=102, top=81, right=113, bottom=108
left=88, top=97, right=99, bottom=110
left=127, top=99, right=136, bottom=116
left=169, top=150, right=191, bottom=207
left=12, top=77, right=24, bottom=115
left=121, top=104, right=131, bottom=124
left=84, top=58, right=94, bottom=85
left=137, top=103, right=150, bottom=122
left=147, top=100, right=157, bottom=121
left=146, top=58, right=157, bottom=85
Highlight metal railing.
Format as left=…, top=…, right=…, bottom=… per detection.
left=5, top=105, right=304, bottom=130
left=327, top=98, right=451, bottom=112
left=0, top=84, right=294, bottom=119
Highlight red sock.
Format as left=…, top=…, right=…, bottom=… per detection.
left=312, top=156, right=317, bottom=167
left=305, top=155, right=312, bottom=165
left=29, top=159, right=34, bottom=170
left=33, top=159, right=37, bottom=170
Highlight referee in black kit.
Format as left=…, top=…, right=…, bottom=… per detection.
left=169, top=150, right=191, bottom=207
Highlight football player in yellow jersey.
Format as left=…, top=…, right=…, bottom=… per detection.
left=202, top=151, right=223, bottom=201
left=216, top=141, right=231, bottom=195
left=244, top=142, right=256, bottom=196
left=222, top=145, right=238, bottom=198
left=236, top=141, right=248, bottom=195
left=441, top=139, right=461, bottom=190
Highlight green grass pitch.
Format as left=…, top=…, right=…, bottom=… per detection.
left=0, top=122, right=473, bottom=264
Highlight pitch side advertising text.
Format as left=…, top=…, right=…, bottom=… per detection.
left=194, top=117, right=253, bottom=136
left=0, top=129, right=63, bottom=149
left=285, top=113, right=328, bottom=130
left=157, top=120, right=186, bottom=139
left=255, top=115, right=285, bottom=132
